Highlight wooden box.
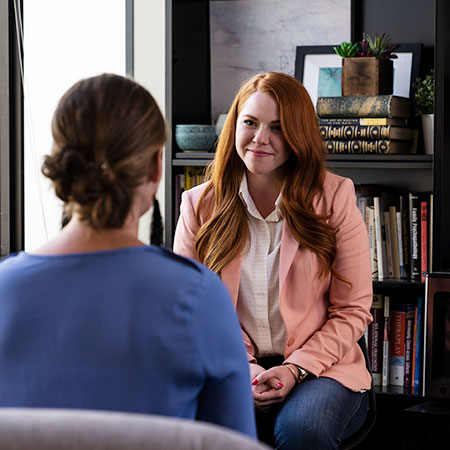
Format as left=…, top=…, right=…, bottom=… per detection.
left=342, top=57, right=393, bottom=96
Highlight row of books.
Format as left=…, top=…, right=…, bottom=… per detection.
left=316, top=95, right=417, bottom=155
left=367, top=294, right=424, bottom=394
left=174, top=167, right=205, bottom=225
left=356, top=186, right=432, bottom=282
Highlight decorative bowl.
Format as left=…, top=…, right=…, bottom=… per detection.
left=175, top=124, right=217, bottom=151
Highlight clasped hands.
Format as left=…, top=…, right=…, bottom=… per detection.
left=250, top=363, right=298, bottom=411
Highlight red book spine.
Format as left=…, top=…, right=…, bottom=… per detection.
left=420, top=200, right=428, bottom=282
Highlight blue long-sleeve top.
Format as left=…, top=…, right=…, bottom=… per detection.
left=0, top=245, right=256, bottom=438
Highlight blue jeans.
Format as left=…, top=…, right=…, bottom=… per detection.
left=256, top=376, right=369, bottom=450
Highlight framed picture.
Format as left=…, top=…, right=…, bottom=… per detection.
left=294, top=43, right=422, bottom=109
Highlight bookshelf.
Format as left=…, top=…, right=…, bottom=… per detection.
left=166, top=1, right=450, bottom=447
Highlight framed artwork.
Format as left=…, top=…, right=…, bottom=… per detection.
left=294, top=43, right=422, bottom=109
left=209, top=0, right=352, bottom=120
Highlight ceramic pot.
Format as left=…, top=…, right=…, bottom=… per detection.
left=421, top=114, right=434, bottom=155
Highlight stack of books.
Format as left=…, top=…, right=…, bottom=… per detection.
left=366, top=294, right=423, bottom=395
left=316, top=95, right=416, bottom=154
left=355, top=186, right=433, bottom=282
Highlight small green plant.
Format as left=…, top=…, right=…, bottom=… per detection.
left=358, top=32, right=398, bottom=59
left=333, top=32, right=398, bottom=59
left=333, top=41, right=359, bottom=58
left=413, top=69, right=435, bottom=115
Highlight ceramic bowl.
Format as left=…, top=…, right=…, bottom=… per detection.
left=175, top=124, right=217, bottom=151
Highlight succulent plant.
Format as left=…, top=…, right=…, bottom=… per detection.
left=333, top=32, right=398, bottom=59
left=333, top=41, right=359, bottom=58
left=357, top=32, right=398, bottom=59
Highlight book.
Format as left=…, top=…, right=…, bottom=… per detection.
left=389, top=206, right=401, bottom=280
left=369, top=294, right=384, bottom=385
left=420, top=198, right=428, bottom=282
left=404, top=304, right=415, bottom=392
left=318, top=117, right=408, bottom=127
left=316, top=95, right=411, bottom=119
left=373, top=193, right=394, bottom=280
left=365, top=205, right=378, bottom=280
left=324, top=139, right=411, bottom=154
left=412, top=297, right=424, bottom=395
left=319, top=125, right=413, bottom=141
left=383, top=211, right=394, bottom=279
left=428, top=193, right=434, bottom=273
left=399, top=195, right=411, bottom=280
left=396, top=210, right=406, bottom=279
left=409, top=193, right=421, bottom=281
left=382, top=296, right=391, bottom=387
left=390, top=304, right=407, bottom=386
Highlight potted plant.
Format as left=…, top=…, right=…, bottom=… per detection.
left=334, top=33, right=398, bottom=96
left=413, top=69, right=435, bottom=154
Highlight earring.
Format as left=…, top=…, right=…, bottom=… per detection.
left=150, top=197, right=163, bottom=246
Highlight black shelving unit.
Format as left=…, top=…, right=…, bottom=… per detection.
left=166, top=2, right=450, bottom=446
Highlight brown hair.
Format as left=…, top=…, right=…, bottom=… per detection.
left=195, top=72, right=340, bottom=280
left=42, top=73, right=166, bottom=229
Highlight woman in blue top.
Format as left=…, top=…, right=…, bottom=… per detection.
left=0, top=73, right=256, bottom=438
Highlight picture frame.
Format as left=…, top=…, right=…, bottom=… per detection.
left=294, top=43, right=422, bottom=109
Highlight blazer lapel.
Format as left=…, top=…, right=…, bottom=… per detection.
left=279, top=221, right=299, bottom=293
left=220, top=256, right=242, bottom=307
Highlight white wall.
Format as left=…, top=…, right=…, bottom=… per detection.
left=133, top=0, right=167, bottom=243
left=23, top=0, right=126, bottom=250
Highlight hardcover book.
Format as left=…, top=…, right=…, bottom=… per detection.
left=382, top=295, right=391, bottom=387
left=409, top=193, right=421, bottom=281
left=319, top=125, right=413, bottom=141
left=412, top=297, right=424, bottom=395
left=390, top=304, right=407, bottom=386
left=318, top=117, right=408, bottom=127
left=404, top=304, right=415, bottom=392
left=369, top=294, right=384, bottom=385
left=316, top=95, right=411, bottom=119
left=324, top=139, right=411, bottom=155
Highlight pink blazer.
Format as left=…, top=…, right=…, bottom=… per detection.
left=173, top=171, right=373, bottom=391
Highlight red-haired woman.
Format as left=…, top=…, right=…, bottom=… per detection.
left=174, top=72, right=373, bottom=450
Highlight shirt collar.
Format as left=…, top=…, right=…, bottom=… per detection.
left=238, top=174, right=283, bottom=222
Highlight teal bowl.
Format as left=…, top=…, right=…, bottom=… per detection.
left=175, top=124, right=217, bottom=151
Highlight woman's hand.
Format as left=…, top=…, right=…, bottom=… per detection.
left=251, top=365, right=297, bottom=410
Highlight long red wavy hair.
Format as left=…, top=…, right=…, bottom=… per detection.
left=195, top=72, right=340, bottom=280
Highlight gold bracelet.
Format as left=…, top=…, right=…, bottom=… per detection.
left=283, top=363, right=299, bottom=382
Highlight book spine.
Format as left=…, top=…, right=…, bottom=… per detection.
left=420, top=200, right=428, bottom=283
left=318, top=117, right=405, bottom=126
left=373, top=197, right=387, bottom=280
left=366, top=205, right=378, bottom=280
left=413, top=297, right=424, bottom=395
left=382, top=296, right=391, bottom=387
left=384, top=211, right=394, bottom=279
left=316, top=95, right=402, bottom=118
left=399, top=195, right=411, bottom=280
left=390, top=305, right=406, bottom=386
left=319, top=125, right=392, bottom=140
left=396, top=211, right=405, bottom=279
left=324, top=140, right=392, bottom=154
left=369, top=294, right=384, bottom=385
left=174, top=174, right=182, bottom=226
left=409, top=193, right=421, bottom=281
left=404, top=304, right=415, bottom=392
left=389, top=206, right=401, bottom=280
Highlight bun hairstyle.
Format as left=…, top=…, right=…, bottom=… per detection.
left=42, top=73, right=166, bottom=229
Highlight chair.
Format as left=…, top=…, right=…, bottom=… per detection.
left=339, top=336, right=377, bottom=449
left=0, top=407, right=272, bottom=450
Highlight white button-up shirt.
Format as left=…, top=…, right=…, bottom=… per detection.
left=236, top=175, right=287, bottom=358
